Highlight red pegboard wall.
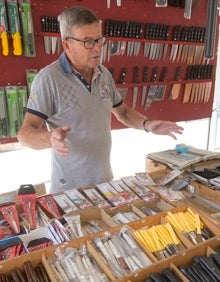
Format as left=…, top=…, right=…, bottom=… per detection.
left=0, top=0, right=218, bottom=131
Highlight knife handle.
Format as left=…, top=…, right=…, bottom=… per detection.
left=163, top=268, right=181, bottom=282
left=133, top=66, right=139, bottom=83
left=118, top=67, right=127, bottom=84
left=12, top=32, right=22, bottom=56
left=151, top=67, right=159, bottom=82
left=174, top=66, right=182, bottom=81
left=1, top=30, right=9, bottom=56
left=172, top=25, right=181, bottom=41
left=159, top=66, right=168, bottom=82
left=143, top=66, right=149, bottom=82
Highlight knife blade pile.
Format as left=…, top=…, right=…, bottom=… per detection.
left=41, top=16, right=61, bottom=55
left=103, top=19, right=144, bottom=62
left=183, top=64, right=213, bottom=103
left=170, top=25, right=206, bottom=64
left=144, top=23, right=170, bottom=60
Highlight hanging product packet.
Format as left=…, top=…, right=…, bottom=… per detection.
left=17, top=184, right=37, bottom=230
left=0, top=202, right=20, bottom=234
left=37, top=194, right=62, bottom=219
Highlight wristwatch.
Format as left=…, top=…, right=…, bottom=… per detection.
left=143, top=119, right=151, bottom=132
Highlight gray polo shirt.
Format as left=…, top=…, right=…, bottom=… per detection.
left=27, top=52, right=123, bottom=193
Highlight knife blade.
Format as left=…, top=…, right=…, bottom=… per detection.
left=154, top=66, right=168, bottom=101
left=184, top=0, right=192, bottom=19
left=132, top=66, right=139, bottom=109
left=144, top=67, right=159, bottom=111
left=168, top=66, right=182, bottom=100
left=170, top=25, right=181, bottom=62
left=141, top=66, right=149, bottom=106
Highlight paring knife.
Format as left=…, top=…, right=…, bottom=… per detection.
left=154, top=66, right=168, bottom=101
left=144, top=67, right=159, bottom=111
left=168, top=66, right=182, bottom=100
left=132, top=66, right=139, bottom=109
left=141, top=66, right=149, bottom=106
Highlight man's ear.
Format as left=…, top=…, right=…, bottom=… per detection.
left=62, top=39, right=70, bottom=51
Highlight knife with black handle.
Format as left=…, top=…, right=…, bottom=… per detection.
left=141, top=66, right=149, bottom=106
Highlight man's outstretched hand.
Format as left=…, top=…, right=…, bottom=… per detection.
left=50, top=126, right=71, bottom=156
left=147, top=120, right=184, bottom=140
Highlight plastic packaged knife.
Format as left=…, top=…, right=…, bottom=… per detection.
left=5, top=86, right=20, bottom=137
left=7, top=0, right=23, bottom=56
left=0, top=0, right=9, bottom=55
left=19, top=0, right=36, bottom=57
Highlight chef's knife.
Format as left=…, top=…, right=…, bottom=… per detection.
left=168, top=66, right=182, bottom=100
left=144, top=67, right=159, bottom=111
left=141, top=66, right=149, bottom=106
left=132, top=66, right=139, bottom=109
left=154, top=66, right=168, bottom=101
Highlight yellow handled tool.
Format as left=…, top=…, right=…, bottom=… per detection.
left=6, top=0, right=23, bottom=56
left=12, top=31, right=22, bottom=56
left=1, top=30, right=9, bottom=56
left=0, top=2, right=9, bottom=56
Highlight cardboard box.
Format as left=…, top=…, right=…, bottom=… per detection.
left=104, top=203, right=147, bottom=225
left=132, top=199, right=174, bottom=216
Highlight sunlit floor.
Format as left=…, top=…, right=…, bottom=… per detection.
left=0, top=119, right=211, bottom=194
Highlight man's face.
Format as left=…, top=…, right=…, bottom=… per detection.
left=62, top=22, right=104, bottom=71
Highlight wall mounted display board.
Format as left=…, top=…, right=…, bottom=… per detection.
left=0, top=0, right=218, bottom=140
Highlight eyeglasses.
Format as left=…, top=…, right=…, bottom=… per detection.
left=66, top=35, right=107, bottom=49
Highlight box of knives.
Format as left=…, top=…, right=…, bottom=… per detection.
left=131, top=198, right=174, bottom=217
left=64, top=206, right=118, bottom=236
left=119, top=236, right=220, bottom=282
left=104, top=202, right=147, bottom=226
left=129, top=205, right=220, bottom=253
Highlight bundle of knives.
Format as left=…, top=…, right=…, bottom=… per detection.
left=115, top=61, right=213, bottom=111
left=102, top=19, right=207, bottom=63
left=170, top=25, right=206, bottom=64
left=0, top=0, right=36, bottom=57
left=41, top=15, right=61, bottom=55
left=183, top=64, right=213, bottom=103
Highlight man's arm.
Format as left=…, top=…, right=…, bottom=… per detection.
left=112, top=102, right=184, bottom=140
left=17, top=113, right=71, bottom=156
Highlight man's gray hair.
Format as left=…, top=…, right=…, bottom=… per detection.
left=58, top=6, right=100, bottom=39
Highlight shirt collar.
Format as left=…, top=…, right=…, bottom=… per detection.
left=58, top=52, right=102, bottom=77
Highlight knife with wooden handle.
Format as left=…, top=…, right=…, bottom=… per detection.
left=168, top=66, right=182, bottom=100
left=183, top=66, right=193, bottom=103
